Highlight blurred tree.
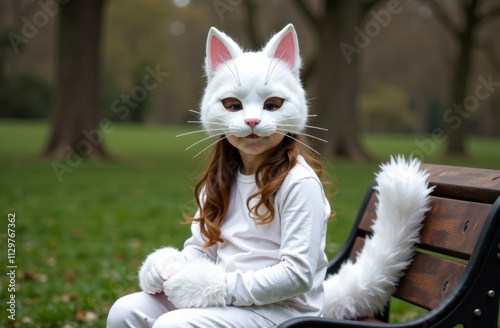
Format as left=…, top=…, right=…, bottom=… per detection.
left=421, top=0, right=500, bottom=155
left=359, top=83, right=414, bottom=133
left=244, top=0, right=262, bottom=49
left=426, top=96, right=443, bottom=134
left=0, top=28, right=11, bottom=101
left=477, top=40, right=500, bottom=137
left=293, top=0, right=382, bottom=160
left=101, top=0, right=207, bottom=124
left=42, top=0, right=107, bottom=158
left=130, top=61, right=153, bottom=123
left=0, top=72, right=52, bottom=118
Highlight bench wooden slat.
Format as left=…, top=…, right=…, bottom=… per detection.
left=359, top=194, right=491, bottom=260
left=419, top=196, right=491, bottom=260
left=358, top=192, right=377, bottom=234
left=348, top=237, right=366, bottom=262
left=348, top=237, right=468, bottom=312
left=420, top=163, right=500, bottom=203
left=394, top=252, right=467, bottom=311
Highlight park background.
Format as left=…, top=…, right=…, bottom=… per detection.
left=0, top=0, right=499, bottom=326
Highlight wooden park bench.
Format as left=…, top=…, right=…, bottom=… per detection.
left=278, top=163, right=500, bottom=328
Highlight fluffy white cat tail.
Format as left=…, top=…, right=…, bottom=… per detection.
left=323, top=156, right=434, bottom=320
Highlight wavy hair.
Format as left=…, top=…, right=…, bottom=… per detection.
left=184, top=134, right=334, bottom=248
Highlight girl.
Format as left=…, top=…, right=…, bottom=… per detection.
left=107, top=24, right=332, bottom=328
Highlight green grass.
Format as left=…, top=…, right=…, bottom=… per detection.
left=0, top=121, right=498, bottom=327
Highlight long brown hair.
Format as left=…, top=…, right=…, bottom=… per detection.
left=184, top=134, right=334, bottom=248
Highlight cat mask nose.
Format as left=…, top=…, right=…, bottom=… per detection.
left=245, top=118, right=261, bottom=129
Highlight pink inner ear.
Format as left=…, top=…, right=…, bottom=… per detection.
left=273, top=32, right=295, bottom=69
left=210, top=35, right=232, bottom=72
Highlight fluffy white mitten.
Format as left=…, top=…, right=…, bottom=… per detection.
left=163, top=257, right=227, bottom=308
left=138, top=246, right=186, bottom=295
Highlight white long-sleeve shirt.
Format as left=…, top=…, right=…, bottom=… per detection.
left=181, top=155, right=330, bottom=325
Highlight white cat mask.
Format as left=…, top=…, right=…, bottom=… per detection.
left=199, top=24, right=309, bottom=141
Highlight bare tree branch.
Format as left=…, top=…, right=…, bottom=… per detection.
left=362, top=0, right=383, bottom=14
left=465, top=0, right=480, bottom=28
left=420, top=0, right=460, bottom=38
left=477, top=6, right=500, bottom=27
left=301, top=58, right=317, bottom=87
left=244, top=0, right=261, bottom=49
left=291, top=0, right=321, bottom=34
left=478, top=40, right=500, bottom=74
left=19, top=0, right=43, bottom=21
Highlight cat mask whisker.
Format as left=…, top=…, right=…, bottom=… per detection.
left=188, top=110, right=227, bottom=124
left=187, top=121, right=227, bottom=126
left=232, top=59, right=241, bottom=86
left=188, top=109, right=203, bottom=116
left=276, top=129, right=328, bottom=143
left=185, top=132, right=228, bottom=151
left=278, top=124, right=328, bottom=131
left=176, top=128, right=228, bottom=138
left=265, top=49, right=286, bottom=85
left=220, top=54, right=241, bottom=86
left=275, top=114, right=317, bottom=122
left=275, top=132, right=320, bottom=155
left=192, top=134, right=231, bottom=159
left=264, top=57, right=274, bottom=86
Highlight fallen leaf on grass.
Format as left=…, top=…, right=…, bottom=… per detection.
left=36, top=273, right=48, bottom=283
left=24, top=298, right=38, bottom=306
left=76, top=309, right=98, bottom=323
left=22, top=317, right=34, bottom=324
left=129, top=238, right=142, bottom=249
left=18, top=271, right=48, bottom=282
left=24, top=242, right=35, bottom=251
left=64, top=269, right=77, bottom=282
left=113, top=253, right=125, bottom=262
left=18, top=271, right=37, bottom=280
left=46, top=217, right=56, bottom=227
left=102, top=304, right=111, bottom=315
left=73, top=229, right=85, bottom=238
left=46, top=256, right=57, bottom=267
left=61, top=293, right=78, bottom=303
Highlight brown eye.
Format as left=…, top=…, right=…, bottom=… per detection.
left=221, top=98, right=243, bottom=111
left=264, top=97, right=284, bottom=111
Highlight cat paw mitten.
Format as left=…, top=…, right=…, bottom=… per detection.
left=138, top=246, right=186, bottom=295
left=163, top=257, right=227, bottom=308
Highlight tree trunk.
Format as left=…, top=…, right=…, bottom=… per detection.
left=42, top=0, right=107, bottom=159
left=314, top=0, right=368, bottom=160
left=244, top=0, right=261, bottom=49
left=445, top=0, right=477, bottom=156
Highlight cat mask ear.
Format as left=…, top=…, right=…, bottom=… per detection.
left=263, top=24, right=301, bottom=76
left=205, top=27, right=243, bottom=81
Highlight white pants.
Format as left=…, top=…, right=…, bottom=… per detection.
left=107, top=292, right=276, bottom=328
